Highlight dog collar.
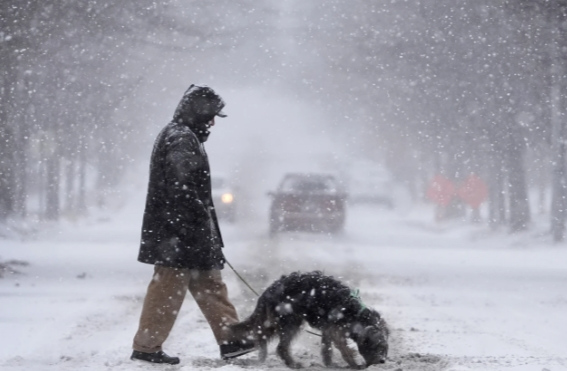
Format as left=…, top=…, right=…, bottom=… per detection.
left=350, top=289, right=367, bottom=314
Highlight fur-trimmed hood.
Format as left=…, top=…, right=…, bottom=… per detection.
left=172, top=85, right=226, bottom=142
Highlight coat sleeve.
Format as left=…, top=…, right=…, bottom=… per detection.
left=165, top=131, right=210, bottom=238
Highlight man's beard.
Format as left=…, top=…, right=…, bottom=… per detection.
left=197, top=130, right=210, bottom=142
left=193, top=120, right=212, bottom=142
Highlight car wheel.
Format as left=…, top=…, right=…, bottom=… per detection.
left=327, top=215, right=345, bottom=234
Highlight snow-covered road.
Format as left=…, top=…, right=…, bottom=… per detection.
left=1, top=197, right=566, bottom=371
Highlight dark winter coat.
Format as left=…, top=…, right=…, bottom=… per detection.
left=138, top=86, right=226, bottom=270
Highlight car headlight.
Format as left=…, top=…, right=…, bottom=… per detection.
left=221, top=193, right=234, bottom=203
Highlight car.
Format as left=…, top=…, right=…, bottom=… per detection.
left=267, top=173, right=347, bottom=236
left=211, top=175, right=237, bottom=222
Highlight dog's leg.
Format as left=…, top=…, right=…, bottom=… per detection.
left=258, top=339, right=268, bottom=362
left=331, top=330, right=362, bottom=369
left=276, top=320, right=303, bottom=369
left=321, top=328, right=335, bottom=367
left=258, top=323, right=277, bottom=363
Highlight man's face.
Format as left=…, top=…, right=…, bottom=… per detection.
left=203, top=117, right=215, bottom=132
left=191, top=116, right=216, bottom=142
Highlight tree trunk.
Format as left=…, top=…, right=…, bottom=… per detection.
left=78, top=145, right=87, bottom=214
left=550, top=138, right=566, bottom=242
left=488, top=153, right=506, bottom=230
left=0, top=47, right=17, bottom=221
left=550, top=31, right=567, bottom=242
left=0, top=124, right=15, bottom=221
left=13, top=130, right=28, bottom=218
left=12, top=93, right=29, bottom=219
left=64, top=158, right=76, bottom=215
left=507, top=137, right=530, bottom=232
left=45, top=155, right=60, bottom=220
left=550, top=92, right=566, bottom=241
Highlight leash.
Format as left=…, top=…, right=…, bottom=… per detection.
left=225, top=259, right=260, bottom=296
left=225, top=258, right=322, bottom=338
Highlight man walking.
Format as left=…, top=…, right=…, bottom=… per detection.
left=131, top=85, right=255, bottom=365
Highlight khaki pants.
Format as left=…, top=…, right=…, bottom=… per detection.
left=132, top=265, right=239, bottom=353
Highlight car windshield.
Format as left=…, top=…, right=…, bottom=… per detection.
left=280, top=176, right=338, bottom=193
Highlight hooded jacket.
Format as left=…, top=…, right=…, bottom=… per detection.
left=137, top=86, right=225, bottom=269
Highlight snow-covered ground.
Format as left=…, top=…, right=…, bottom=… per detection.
left=1, top=190, right=566, bottom=371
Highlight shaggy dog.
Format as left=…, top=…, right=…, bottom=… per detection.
left=230, top=271, right=389, bottom=369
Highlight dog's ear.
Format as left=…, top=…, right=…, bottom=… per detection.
left=361, top=325, right=385, bottom=343
left=352, top=324, right=379, bottom=341
left=361, top=326, right=375, bottom=338
left=378, top=318, right=390, bottom=337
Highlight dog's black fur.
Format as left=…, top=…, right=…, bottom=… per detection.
left=230, top=271, right=389, bottom=369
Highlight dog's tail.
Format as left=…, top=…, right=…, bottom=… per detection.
left=230, top=295, right=272, bottom=342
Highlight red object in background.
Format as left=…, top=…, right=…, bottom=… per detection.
left=457, top=174, right=488, bottom=209
left=426, top=175, right=456, bottom=207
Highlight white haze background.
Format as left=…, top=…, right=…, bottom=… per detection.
left=1, top=90, right=566, bottom=370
